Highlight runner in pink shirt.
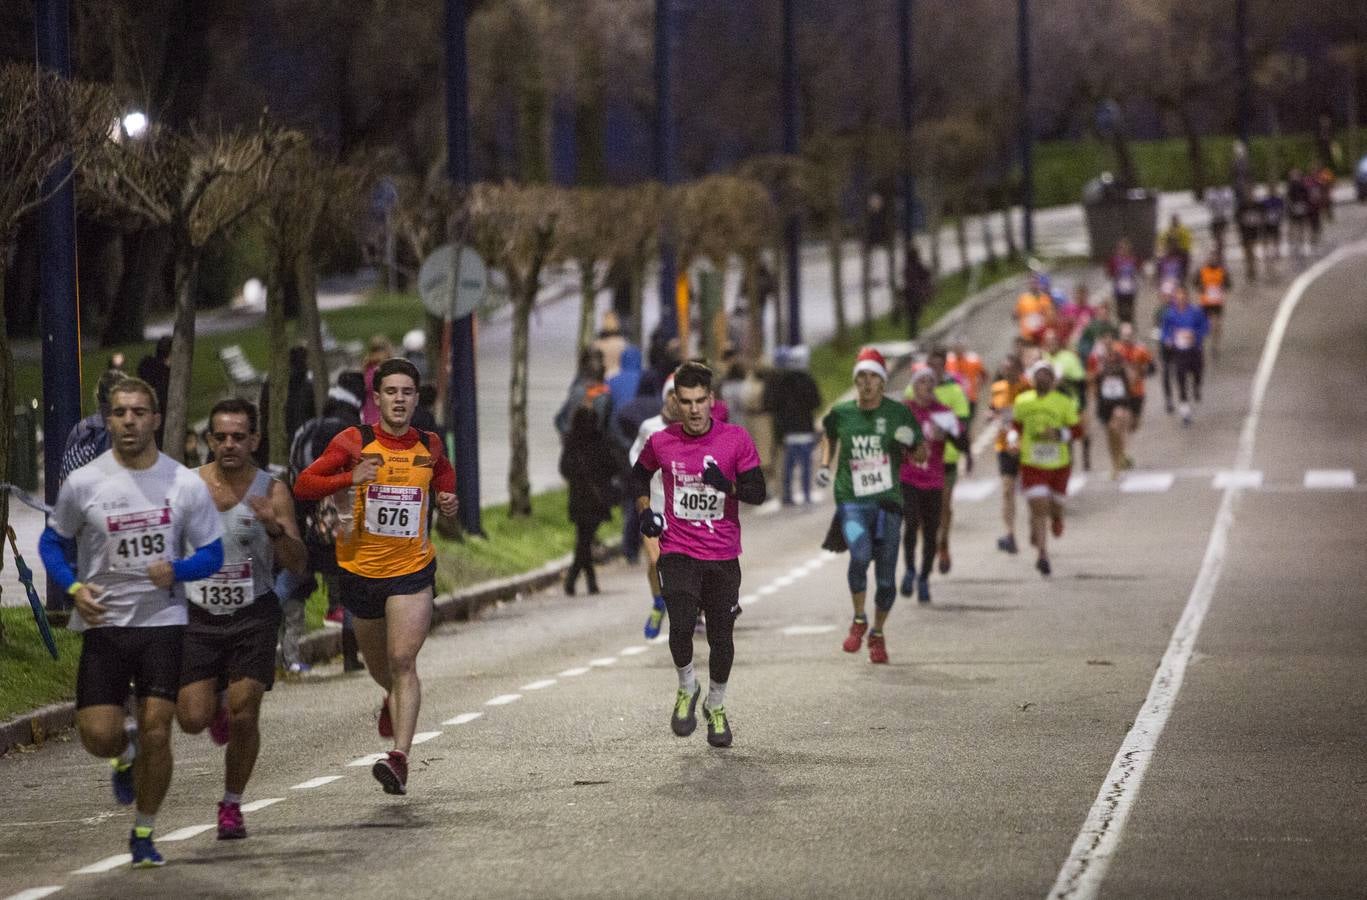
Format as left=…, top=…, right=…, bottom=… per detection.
left=899, top=366, right=960, bottom=603
left=632, top=362, right=765, bottom=749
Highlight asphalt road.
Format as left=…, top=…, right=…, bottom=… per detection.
left=2, top=208, right=1365, bottom=900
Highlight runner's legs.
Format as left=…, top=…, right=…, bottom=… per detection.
left=133, top=696, right=177, bottom=817
left=381, top=590, right=434, bottom=754
left=223, top=678, right=267, bottom=795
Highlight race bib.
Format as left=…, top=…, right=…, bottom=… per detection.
left=673, top=483, right=723, bottom=521
left=1116, top=275, right=1135, bottom=294
left=1029, top=441, right=1062, bottom=466
left=850, top=454, right=892, bottom=497
left=363, top=485, right=424, bottom=537
left=1023, top=312, right=1044, bottom=332
left=1100, top=376, right=1128, bottom=400
left=186, top=561, right=254, bottom=615
left=1174, top=328, right=1196, bottom=350
left=106, top=508, right=173, bottom=572
left=1203, top=286, right=1224, bottom=305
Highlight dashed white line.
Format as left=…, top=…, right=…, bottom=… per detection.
left=757, top=584, right=779, bottom=595
left=619, top=646, right=649, bottom=656
left=443, top=712, right=484, bottom=725
left=348, top=752, right=386, bottom=767
left=521, top=679, right=558, bottom=690
left=159, top=824, right=216, bottom=842
left=1067, top=474, right=1088, bottom=497
left=557, top=667, right=591, bottom=677
left=1119, top=472, right=1174, bottom=493
left=1212, top=469, right=1263, bottom=489
left=756, top=499, right=782, bottom=516
left=71, top=855, right=130, bottom=875
left=1304, top=469, right=1356, bottom=489
left=738, top=594, right=758, bottom=605
left=241, top=797, right=284, bottom=812
left=485, top=694, right=523, bottom=706
left=781, top=624, right=838, bottom=636
left=953, top=479, right=999, bottom=502
left=772, top=574, right=796, bottom=587
left=648, top=634, right=670, bottom=645
left=412, top=730, right=443, bottom=745
left=588, top=657, right=617, bottom=667
left=291, top=775, right=343, bottom=790
left=5, top=887, right=64, bottom=900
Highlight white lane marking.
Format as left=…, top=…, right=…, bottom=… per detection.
left=349, top=752, right=386, bottom=767
left=1119, top=472, right=1174, bottom=493
left=521, top=679, right=558, bottom=690
left=811, top=490, right=827, bottom=503
left=781, top=624, right=838, bottom=636
left=588, top=657, right=617, bottom=667
left=971, top=422, right=998, bottom=457
left=757, top=584, right=779, bottom=595
left=1048, top=238, right=1367, bottom=900
left=1304, top=469, right=1356, bottom=489
left=485, top=694, right=522, bottom=706
left=953, top=478, right=998, bottom=502
left=1067, top=474, right=1088, bottom=497
left=241, top=797, right=284, bottom=812
left=71, top=855, right=130, bottom=875
left=820, top=549, right=838, bottom=560
left=1212, top=469, right=1263, bottom=489
left=159, top=824, right=216, bottom=842
left=443, top=712, right=484, bottom=725
left=558, top=666, right=591, bottom=677
left=291, top=775, right=343, bottom=790
left=619, top=646, right=649, bottom=656
left=5, top=887, right=65, bottom=900
left=648, top=634, right=671, bottom=645
left=757, top=499, right=782, bottom=516
left=412, top=730, right=442, bottom=745
left=738, top=594, right=758, bottom=605
left=772, top=574, right=796, bottom=587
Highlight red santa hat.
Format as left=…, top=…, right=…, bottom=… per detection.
left=852, top=347, right=888, bottom=382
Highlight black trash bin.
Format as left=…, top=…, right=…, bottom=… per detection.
left=11, top=401, right=39, bottom=492
left=1082, top=175, right=1158, bottom=262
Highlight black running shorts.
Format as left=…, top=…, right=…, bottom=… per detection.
left=997, top=451, right=1020, bottom=478
left=337, top=559, right=437, bottom=619
left=181, top=593, right=283, bottom=690
left=657, top=555, right=742, bottom=623
left=76, top=625, right=185, bottom=709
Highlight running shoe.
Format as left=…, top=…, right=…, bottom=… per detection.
left=209, top=698, right=230, bottom=747
left=916, top=576, right=930, bottom=604
left=702, top=705, right=732, bottom=748
left=643, top=597, right=666, bottom=640
left=937, top=547, right=951, bottom=574
left=217, top=801, right=247, bottom=840
left=1036, top=556, right=1052, bottom=577
left=286, top=662, right=312, bottom=676
left=1179, top=403, right=1192, bottom=426
left=842, top=618, right=868, bottom=653
left=111, top=758, right=136, bottom=806
left=867, top=632, right=889, bottom=664
left=323, top=607, right=345, bottom=628
left=129, top=827, right=165, bottom=868
left=899, top=568, right=916, bottom=598
left=1051, top=513, right=1064, bottom=538
left=996, top=534, right=1019, bottom=555
left=671, top=685, right=701, bottom=737
left=372, top=750, right=408, bottom=795
left=377, top=695, right=393, bottom=739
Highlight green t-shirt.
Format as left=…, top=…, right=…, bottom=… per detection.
left=1078, top=318, right=1119, bottom=361
left=1013, top=388, right=1080, bottom=471
left=822, top=397, right=921, bottom=505
left=928, top=379, right=970, bottom=464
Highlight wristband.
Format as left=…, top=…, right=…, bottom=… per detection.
left=67, top=581, right=84, bottom=597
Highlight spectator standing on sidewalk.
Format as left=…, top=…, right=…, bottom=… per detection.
left=136, top=336, right=172, bottom=448
left=559, top=406, right=625, bottom=595
left=766, top=346, right=823, bottom=505
left=256, top=345, right=315, bottom=469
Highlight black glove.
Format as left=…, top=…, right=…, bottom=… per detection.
left=702, top=462, right=732, bottom=494
left=639, top=508, right=665, bottom=538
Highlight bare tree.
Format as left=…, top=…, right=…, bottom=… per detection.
left=83, top=118, right=302, bottom=462
left=466, top=182, right=564, bottom=518
left=555, top=188, right=618, bottom=356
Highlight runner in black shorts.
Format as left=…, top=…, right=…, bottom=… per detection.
left=39, top=377, right=224, bottom=867
left=177, top=399, right=306, bottom=840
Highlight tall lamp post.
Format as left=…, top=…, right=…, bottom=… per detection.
left=445, top=0, right=483, bottom=535
left=1017, top=0, right=1035, bottom=254
left=35, top=0, right=82, bottom=611
left=897, top=0, right=916, bottom=298
left=782, top=0, right=802, bottom=347
left=655, top=0, right=679, bottom=339
left=1235, top=0, right=1251, bottom=146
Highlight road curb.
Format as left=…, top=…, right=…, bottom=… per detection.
left=0, top=540, right=623, bottom=756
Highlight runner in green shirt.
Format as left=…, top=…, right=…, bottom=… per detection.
left=1008, top=360, right=1080, bottom=577
left=816, top=348, right=923, bottom=664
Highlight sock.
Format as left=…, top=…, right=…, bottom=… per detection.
left=653, top=594, right=665, bottom=610
left=117, top=717, right=139, bottom=765
left=853, top=613, right=868, bottom=624
left=676, top=662, right=697, bottom=693
left=706, top=681, right=727, bottom=709
left=134, top=812, right=155, bottom=833
left=869, top=628, right=883, bottom=637
left=223, top=791, right=242, bottom=806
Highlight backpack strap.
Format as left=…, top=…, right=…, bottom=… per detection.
left=357, top=424, right=375, bottom=448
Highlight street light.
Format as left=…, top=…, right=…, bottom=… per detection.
left=121, top=110, right=148, bottom=140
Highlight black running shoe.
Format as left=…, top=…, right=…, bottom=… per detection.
left=671, top=685, right=700, bottom=737
left=702, top=705, right=732, bottom=748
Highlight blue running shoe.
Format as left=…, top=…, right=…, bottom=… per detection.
left=899, top=568, right=917, bottom=597
left=916, top=576, right=931, bottom=604
left=111, top=759, right=135, bottom=806
left=643, top=597, right=666, bottom=639
left=129, top=827, right=164, bottom=867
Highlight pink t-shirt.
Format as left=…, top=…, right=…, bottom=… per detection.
left=636, top=420, right=761, bottom=561
left=899, top=399, right=959, bottom=490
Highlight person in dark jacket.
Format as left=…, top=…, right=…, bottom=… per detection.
left=136, top=335, right=172, bottom=447
left=559, top=405, right=625, bottom=595
left=766, top=345, right=823, bottom=505
left=256, top=345, right=316, bottom=468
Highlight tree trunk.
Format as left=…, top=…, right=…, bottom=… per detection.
left=101, top=228, right=167, bottom=345
left=828, top=218, right=847, bottom=349
left=295, top=250, right=328, bottom=414
left=507, top=271, right=535, bottom=518
left=770, top=244, right=785, bottom=351
left=743, top=253, right=763, bottom=366
left=1001, top=201, right=1019, bottom=259
left=162, top=249, right=200, bottom=465
left=980, top=211, right=998, bottom=270
left=576, top=259, right=596, bottom=357
left=0, top=256, right=13, bottom=640
left=1176, top=103, right=1207, bottom=200
left=266, top=258, right=290, bottom=468
left=627, top=254, right=645, bottom=348
left=859, top=235, right=874, bottom=340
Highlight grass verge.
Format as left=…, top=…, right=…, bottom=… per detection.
left=0, top=609, right=82, bottom=721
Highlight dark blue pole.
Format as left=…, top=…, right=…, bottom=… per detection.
left=1235, top=0, right=1250, bottom=146
left=782, top=0, right=802, bottom=347
left=655, top=0, right=678, bottom=339
left=35, top=0, right=81, bottom=611
left=1018, top=0, right=1035, bottom=254
left=445, top=0, right=483, bottom=535
left=897, top=0, right=916, bottom=279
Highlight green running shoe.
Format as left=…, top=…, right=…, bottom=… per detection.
left=703, top=704, right=732, bottom=748
left=671, top=685, right=700, bottom=737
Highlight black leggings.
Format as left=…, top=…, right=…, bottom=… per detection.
left=658, top=555, right=742, bottom=684
left=901, top=482, right=943, bottom=578
left=1173, top=348, right=1203, bottom=402
left=566, top=522, right=598, bottom=589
